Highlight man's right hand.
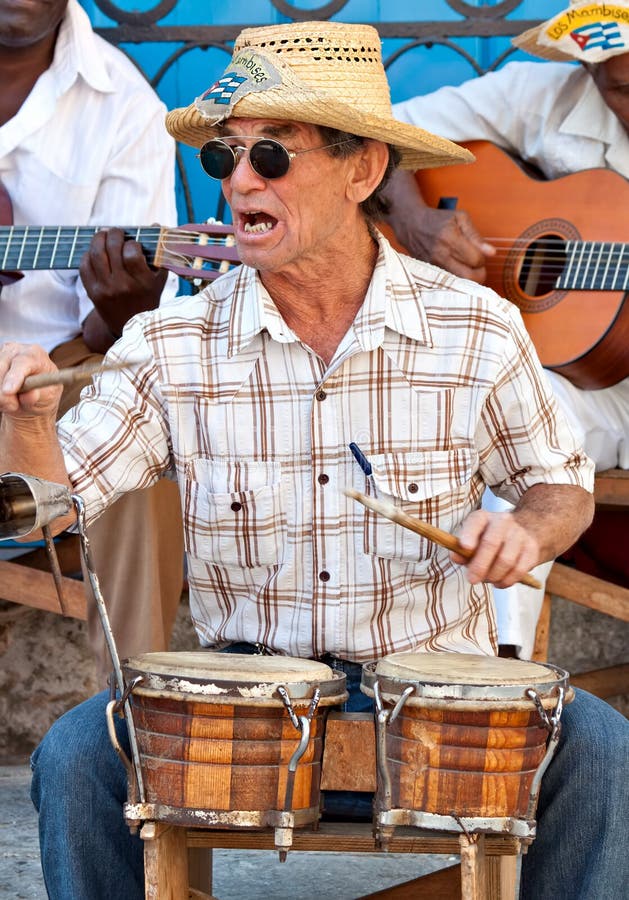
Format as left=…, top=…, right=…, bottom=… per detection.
left=0, top=342, right=62, bottom=419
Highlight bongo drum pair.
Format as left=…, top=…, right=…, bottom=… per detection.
left=361, top=651, right=571, bottom=848
left=108, top=646, right=569, bottom=858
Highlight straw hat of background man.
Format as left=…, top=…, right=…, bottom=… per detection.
left=165, top=21, right=473, bottom=171
left=514, top=1, right=629, bottom=63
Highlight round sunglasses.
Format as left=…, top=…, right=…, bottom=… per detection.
left=197, top=136, right=355, bottom=181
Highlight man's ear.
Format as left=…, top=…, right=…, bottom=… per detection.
left=345, top=140, right=390, bottom=204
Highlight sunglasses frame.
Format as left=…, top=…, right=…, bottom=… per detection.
left=197, top=136, right=356, bottom=181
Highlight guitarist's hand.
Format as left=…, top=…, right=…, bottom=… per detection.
left=419, top=207, right=496, bottom=284
left=80, top=227, right=168, bottom=353
left=382, top=169, right=495, bottom=283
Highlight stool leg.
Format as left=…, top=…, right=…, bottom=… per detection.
left=141, top=821, right=189, bottom=900
left=486, top=855, right=520, bottom=900
left=188, top=847, right=213, bottom=895
left=459, top=833, right=487, bottom=900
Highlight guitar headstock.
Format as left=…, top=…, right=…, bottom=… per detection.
left=155, top=220, right=240, bottom=282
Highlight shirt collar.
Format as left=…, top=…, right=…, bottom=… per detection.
left=226, top=231, right=433, bottom=359
left=352, top=230, right=432, bottom=352
left=53, top=0, right=114, bottom=96
left=560, top=66, right=628, bottom=170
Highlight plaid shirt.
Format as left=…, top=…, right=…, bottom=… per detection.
left=59, top=234, right=593, bottom=662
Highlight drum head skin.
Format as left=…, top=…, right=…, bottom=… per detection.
left=377, top=651, right=556, bottom=684
left=123, top=650, right=347, bottom=705
left=362, top=650, right=570, bottom=709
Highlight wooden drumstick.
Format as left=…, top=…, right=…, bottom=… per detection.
left=344, top=487, right=542, bottom=590
left=18, top=360, right=143, bottom=393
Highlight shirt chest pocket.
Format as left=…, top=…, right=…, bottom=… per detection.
left=184, top=459, right=286, bottom=568
left=363, top=449, right=474, bottom=563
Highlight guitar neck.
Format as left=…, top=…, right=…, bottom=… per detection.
left=0, top=225, right=163, bottom=271
left=560, top=241, right=629, bottom=292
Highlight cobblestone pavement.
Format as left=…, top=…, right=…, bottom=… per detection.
left=0, top=764, right=453, bottom=900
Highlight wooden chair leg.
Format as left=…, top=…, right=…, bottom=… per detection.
left=531, top=591, right=552, bottom=662
left=141, top=821, right=189, bottom=900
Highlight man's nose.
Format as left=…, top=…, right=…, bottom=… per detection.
left=229, top=148, right=265, bottom=189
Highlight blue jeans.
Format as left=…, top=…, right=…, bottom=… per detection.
left=31, top=673, right=628, bottom=900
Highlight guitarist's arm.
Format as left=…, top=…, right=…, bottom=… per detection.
left=80, top=227, right=168, bottom=354
left=381, top=167, right=495, bottom=284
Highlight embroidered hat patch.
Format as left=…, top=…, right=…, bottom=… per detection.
left=195, top=51, right=283, bottom=123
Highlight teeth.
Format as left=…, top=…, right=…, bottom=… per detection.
left=244, top=221, right=273, bottom=233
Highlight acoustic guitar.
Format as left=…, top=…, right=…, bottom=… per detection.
left=0, top=182, right=239, bottom=286
left=392, top=141, right=629, bottom=390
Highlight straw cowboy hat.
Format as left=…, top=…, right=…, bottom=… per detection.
left=165, top=21, right=473, bottom=170
left=514, top=1, right=629, bottom=63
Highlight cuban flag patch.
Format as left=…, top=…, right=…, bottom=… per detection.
left=570, top=21, right=624, bottom=53
left=195, top=51, right=283, bottom=122
left=202, top=73, right=248, bottom=106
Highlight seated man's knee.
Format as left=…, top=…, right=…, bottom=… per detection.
left=31, top=690, right=120, bottom=810
left=557, top=689, right=628, bottom=783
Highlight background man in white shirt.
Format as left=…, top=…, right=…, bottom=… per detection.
left=382, top=0, right=629, bottom=658
left=0, top=0, right=184, bottom=677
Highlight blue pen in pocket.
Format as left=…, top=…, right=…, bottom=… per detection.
left=349, top=442, right=372, bottom=477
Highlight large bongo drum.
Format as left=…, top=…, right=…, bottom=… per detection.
left=107, top=651, right=347, bottom=854
left=361, top=651, right=571, bottom=847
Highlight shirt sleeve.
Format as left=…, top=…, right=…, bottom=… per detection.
left=76, top=91, right=179, bottom=325
left=392, top=62, right=562, bottom=159
left=58, top=314, right=176, bottom=523
left=475, top=302, right=595, bottom=503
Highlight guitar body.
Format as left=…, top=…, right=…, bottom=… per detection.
left=400, top=141, right=629, bottom=390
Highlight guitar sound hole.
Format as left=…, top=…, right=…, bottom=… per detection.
left=518, top=234, right=567, bottom=297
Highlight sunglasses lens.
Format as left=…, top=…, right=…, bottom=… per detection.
left=198, top=141, right=236, bottom=180
left=249, top=139, right=291, bottom=179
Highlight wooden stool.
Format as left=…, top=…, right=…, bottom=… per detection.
left=139, top=713, right=523, bottom=900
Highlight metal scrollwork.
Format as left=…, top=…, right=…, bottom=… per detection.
left=448, top=0, right=523, bottom=17
left=270, top=0, right=349, bottom=22
left=93, top=0, right=178, bottom=26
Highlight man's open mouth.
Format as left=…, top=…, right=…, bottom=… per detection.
left=242, top=211, right=277, bottom=234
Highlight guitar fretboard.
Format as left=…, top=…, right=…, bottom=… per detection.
left=0, top=226, right=162, bottom=271
left=558, top=241, right=629, bottom=291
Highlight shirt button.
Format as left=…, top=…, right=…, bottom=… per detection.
left=408, top=483, right=419, bottom=494
left=316, top=390, right=327, bottom=401
left=318, top=473, right=329, bottom=485
left=231, top=501, right=242, bottom=512
left=319, top=570, right=330, bottom=582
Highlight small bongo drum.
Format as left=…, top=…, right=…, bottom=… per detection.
left=107, top=651, right=347, bottom=854
left=361, top=651, right=571, bottom=846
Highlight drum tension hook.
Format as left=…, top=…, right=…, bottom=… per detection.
left=112, top=675, right=144, bottom=716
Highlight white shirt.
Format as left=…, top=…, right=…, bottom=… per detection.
left=393, top=61, right=629, bottom=180
left=58, top=235, right=592, bottom=662
left=394, top=60, right=629, bottom=473
left=0, top=0, right=177, bottom=353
